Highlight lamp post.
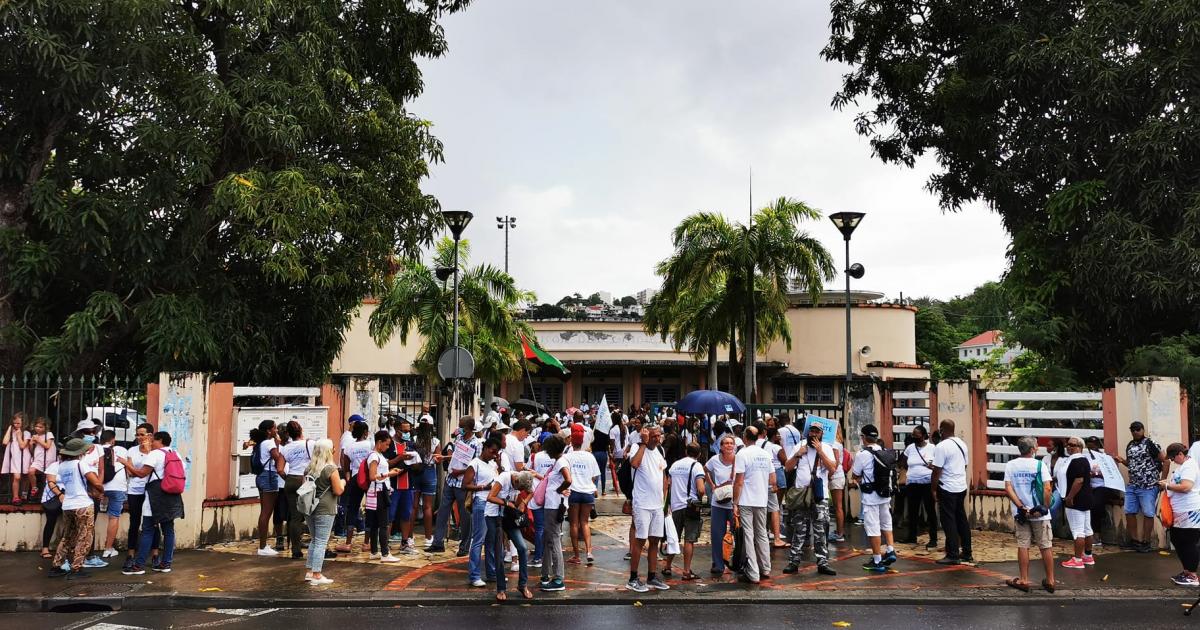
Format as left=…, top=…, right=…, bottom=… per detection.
left=828, top=212, right=866, bottom=389
left=496, top=215, right=516, bottom=274
left=442, top=210, right=473, bottom=419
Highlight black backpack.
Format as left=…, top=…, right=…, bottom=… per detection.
left=250, top=441, right=265, bottom=475
left=867, top=447, right=899, bottom=498
left=102, top=446, right=117, bottom=484
left=617, top=458, right=634, bottom=499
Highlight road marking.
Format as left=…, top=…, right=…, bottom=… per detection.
left=86, top=624, right=152, bottom=630
left=214, top=609, right=278, bottom=617
left=56, top=612, right=117, bottom=630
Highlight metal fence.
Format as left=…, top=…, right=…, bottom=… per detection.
left=984, top=390, right=1104, bottom=490
left=0, top=374, right=147, bottom=446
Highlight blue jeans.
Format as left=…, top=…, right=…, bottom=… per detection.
left=711, top=505, right=735, bottom=572
left=467, top=501, right=494, bottom=582
left=593, top=451, right=609, bottom=495
left=1124, top=486, right=1158, bottom=518
left=135, top=516, right=174, bottom=567
left=433, top=484, right=472, bottom=551
left=104, top=490, right=127, bottom=518
left=306, top=513, right=335, bottom=573
left=490, top=516, right=528, bottom=592
left=532, top=508, right=546, bottom=562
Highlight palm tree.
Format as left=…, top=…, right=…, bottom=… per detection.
left=643, top=278, right=731, bottom=391
left=657, top=197, right=835, bottom=403
left=369, top=237, right=535, bottom=405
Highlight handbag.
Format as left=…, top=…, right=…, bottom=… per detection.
left=684, top=462, right=707, bottom=517
left=1160, top=488, right=1175, bottom=529
left=713, top=485, right=734, bottom=504
left=502, top=504, right=528, bottom=530
left=784, top=447, right=824, bottom=512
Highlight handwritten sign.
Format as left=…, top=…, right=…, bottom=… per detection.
left=450, top=439, right=475, bottom=470
left=1095, top=452, right=1126, bottom=492
left=803, top=415, right=840, bottom=445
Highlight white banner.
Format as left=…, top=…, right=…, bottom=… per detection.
left=595, top=394, right=613, bottom=433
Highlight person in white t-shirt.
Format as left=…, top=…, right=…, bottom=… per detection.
left=486, top=470, right=535, bottom=601
left=99, top=430, right=130, bottom=559
left=48, top=438, right=103, bottom=578
left=336, top=422, right=372, bottom=553
left=782, top=423, right=838, bottom=576
left=536, top=435, right=573, bottom=592
left=249, top=420, right=286, bottom=556
left=931, top=419, right=972, bottom=564
left=364, top=430, right=401, bottom=562
left=565, top=424, right=600, bottom=566
left=828, top=425, right=848, bottom=543
left=706, top=434, right=737, bottom=575
left=625, top=423, right=668, bottom=593
left=280, top=420, right=316, bottom=558
left=899, top=425, right=938, bottom=548
left=1002, top=436, right=1055, bottom=593
left=851, top=424, right=897, bottom=573
left=121, top=431, right=182, bottom=575
left=1161, top=443, right=1200, bottom=585
left=733, top=426, right=776, bottom=584
left=663, top=444, right=706, bottom=580
left=463, top=437, right=502, bottom=586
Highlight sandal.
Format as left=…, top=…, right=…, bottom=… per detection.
left=661, top=568, right=673, bottom=578
left=567, top=556, right=581, bottom=565
left=520, top=587, right=534, bottom=600
left=1005, top=577, right=1031, bottom=592
left=1041, top=578, right=1056, bottom=593
left=495, top=591, right=507, bottom=602
left=682, top=571, right=700, bottom=581
left=772, top=540, right=790, bottom=548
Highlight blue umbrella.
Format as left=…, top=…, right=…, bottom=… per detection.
left=675, top=390, right=746, bottom=415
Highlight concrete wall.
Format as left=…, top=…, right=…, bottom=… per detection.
left=206, top=382, right=235, bottom=501
left=198, top=501, right=260, bottom=547
left=763, top=304, right=916, bottom=376
left=157, top=373, right=211, bottom=548
left=330, top=301, right=422, bottom=375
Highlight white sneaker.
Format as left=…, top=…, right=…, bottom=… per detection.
left=510, top=561, right=519, bottom=573
left=380, top=554, right=400, bottom=563
left=310, top=576, right=334, bottom=586
left=424, top=539, right=434, bottom=548
left=400, top=545, right=418, bottom=556
left=503, top=554, right=513, bottom=563
left=304, top=572, right=315, bottom=582
left=257, top=547, right=280, bottom=557
left=102, top=548, right=119, bottom=559
left=471, top=579, right=486, bottom=587
left=368, top=552, right=381, bottom=560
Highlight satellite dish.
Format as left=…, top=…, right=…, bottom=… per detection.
left=860, top=345, right=872, bottom=357
left=437, top=346, right=475, bottom=380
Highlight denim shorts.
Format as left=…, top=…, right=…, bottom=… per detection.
left=1124, top=486, right=1158, bottom=517
left=568, top=490, right=595, bottom=505
left=255, top=470, right=280, bottom=492
left=419, top=466, right=438, bottom=496
left=104, top=490, right=127, bottom=518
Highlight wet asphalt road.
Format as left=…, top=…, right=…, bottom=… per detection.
left=6, top=601, right=1198, bottom=630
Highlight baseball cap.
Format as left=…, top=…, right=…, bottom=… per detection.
left=571, top=423, right=586, bottom=436
left=1129, top=421, right=1145, bottom=431
left=349, top=414, right=366, bottom=425
left=860, top=424, right=880, bottom=439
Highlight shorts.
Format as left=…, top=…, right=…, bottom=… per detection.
left=1066, top=507, right=1094, bottom=539
left=671, top=508, right=702, bottom=543
left=829, top=471, right=846, bottom=491
left=568, top=490, right=595, bottom=505
left=389, top=487, right=413, bottom=523
left=767, top=489, right=780, bottom=512
left=419, top=466, right=438, bottom=496
left=255, top=469, right=280, bottom=492
left=104, top=490, right=127, bottom=518
left=861, top=502, right=892, bottom=537
left=633, top=506, right=665, bottom=540
left=1015, top=518, right=1053, bottom=550
left=1124, top=486, right=1158, bottom=518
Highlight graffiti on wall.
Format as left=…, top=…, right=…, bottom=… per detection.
left=159, top=376, right=195, bottom=491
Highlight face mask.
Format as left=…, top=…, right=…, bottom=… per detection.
left=82, top=435, right=96, bottom=445
left=401, top=432, right=411, bottom=441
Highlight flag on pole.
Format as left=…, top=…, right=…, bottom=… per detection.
left=520, top=333, right=569, bottom=377
left=595, top=394, right=613, bottom=433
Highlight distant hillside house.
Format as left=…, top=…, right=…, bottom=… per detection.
left=956, top=330, right=1024, bottom=365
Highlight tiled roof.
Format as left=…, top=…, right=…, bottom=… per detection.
left=957, top=330, right=1002, bottom=348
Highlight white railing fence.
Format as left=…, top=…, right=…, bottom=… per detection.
left=983, top=391, right=1104, bottom=490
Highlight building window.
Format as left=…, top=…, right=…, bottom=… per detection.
left=582, top=384, right=622, bottom=409
left=773, top=381, right=801, bottom=404
left=521, top=383, right=564, bottom=412
left=804, top=381, right=834, bottom=404
left=642, top=385, right=679, bottom=405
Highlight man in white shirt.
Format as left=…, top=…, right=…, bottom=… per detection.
left=1003, top=436, right=1055, bottom=592
left=733, top=426, right=776, bottom=583
left=484, top=403, right=501, bottom=432
left=626, top=424, right=669, bottom=593
left=429, top=416, right=483, bottom=555
left=663, top=444, right=706, bottom=579
left=99, top=430, right=129, bottom=559
left=782, top=423, right=838, bottom=576
left=778, top=413, right=805, bottom=459
left=851, top=424, right=898, bottom=573
left=504, top=420, right=531, bottom=472
left=931, top=419, right=973, bottom=564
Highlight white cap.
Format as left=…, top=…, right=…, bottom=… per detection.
left=418, top=413, right=434, bottom=425
left=76, top=419, right=98, bottom=432
left=581, top=404, right=590, bottom=412
left=493, top=421, right=510, bottom=432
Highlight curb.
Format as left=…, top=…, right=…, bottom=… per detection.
left=7, top=589, right=1195, bottom=613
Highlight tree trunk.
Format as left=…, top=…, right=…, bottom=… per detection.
left=744, top=310, right=757, bottom=406
left=728, top=324, right=739, bottom=399
left=480, top=379, right=495, bottom=409
left=707, top=344, right=718, bottom=391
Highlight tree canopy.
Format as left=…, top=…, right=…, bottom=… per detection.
left=825, top=0, right=1200, bottom=384
left=0, top=0, right=469, bottom=383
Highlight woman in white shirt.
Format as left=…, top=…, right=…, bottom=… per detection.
left=250, top=420, right=286, bottom=556
left=705, top=434, right=737, bottom=574
left=365, top=430, right=401, bottom=562
left=122, top=423, right=158, bottom=572
left=462, top=437, right=502, bottom=586
left=899, top=425, right=937, bottom=547
left=48, top=438, right=103, bottom=578
left=828, top=426, right=848, bottom=543
left=487, top=470, right=535, bottom=601
left=280, top=421, right=314, bottom=559
left=1160, top=443, right=1200, bottom=586
left=536, top=436, right=572, bottom=591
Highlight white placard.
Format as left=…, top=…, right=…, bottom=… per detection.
left=1095, top=452, right=1126, bottom=492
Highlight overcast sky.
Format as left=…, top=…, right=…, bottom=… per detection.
left=411, top=1, right=1010, bottom=304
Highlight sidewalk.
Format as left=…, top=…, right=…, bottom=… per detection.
left=5, top=522, right=1195, bottom=612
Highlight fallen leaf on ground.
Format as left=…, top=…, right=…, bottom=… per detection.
left=633, top=601, right=643, bottom=607
left=833, top=622, right=852, bottom=627
left=1159, top=551, right=1171, bottom=556
left=198, top=574, right=208, bottom=578
left=1102, top=574, right=1109, bottom=581
left=199, top=587, right=223, bottom=592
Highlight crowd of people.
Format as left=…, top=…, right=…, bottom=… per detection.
left=4, top=405, right=1200, bottom=596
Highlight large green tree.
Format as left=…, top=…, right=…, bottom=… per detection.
left=655, top=197, right=835, bottom=402
left=0, top=0, right=468, bottom=383
left=824, top=0, right=1200, bottom=384
left=369, top=238, right=534, bottom=403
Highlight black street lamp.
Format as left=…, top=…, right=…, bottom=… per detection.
left=441, top=210, right=473, bottom=419
left=829, top=212, right=865, bottom=389
left=496, top=215, right=516, bottom=274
